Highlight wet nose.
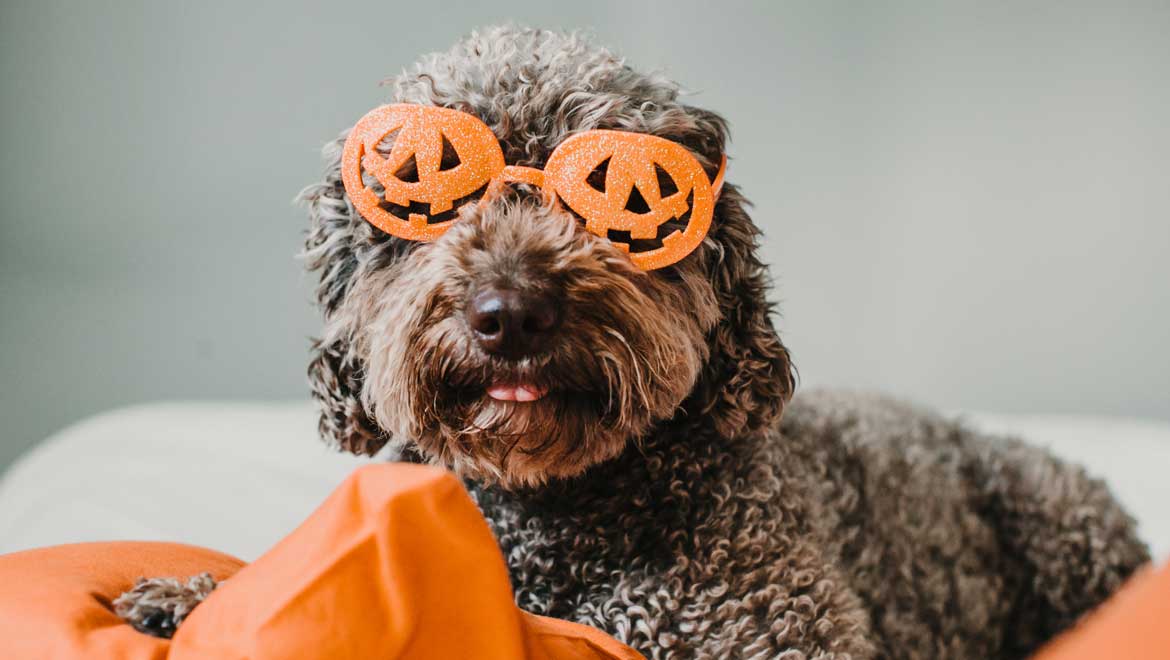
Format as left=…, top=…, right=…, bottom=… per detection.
left=466, top=286, right=561, bottom=358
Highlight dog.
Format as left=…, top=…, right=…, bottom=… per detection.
left=119, top=26, right=1148, bottom=659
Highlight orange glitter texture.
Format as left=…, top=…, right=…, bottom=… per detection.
left=341, top=103, right=727, bottom=270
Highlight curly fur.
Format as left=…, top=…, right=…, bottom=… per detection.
left=113, top=573, right=217, bottom=639
left=343, top=196, right=715, bottom=486
left=299, top=27, right=789, bottom=470
left=120, top=26, right=1149, bottom=657
left=476, top=389, right=1149, bottom=658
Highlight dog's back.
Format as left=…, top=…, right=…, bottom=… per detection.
left=780, top=389, right=1149, bottom=659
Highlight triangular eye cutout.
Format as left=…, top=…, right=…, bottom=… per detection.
left=624, top=185, right=651, bottom=213
left=586, top=157, right=610, bottom=192
left=655, top=163, right=679, bottom=197
left=375, top=128, right=401, bottom=156
left=438, top=134, right=461, bottom=171
left=395, top=153, right=420, bottom=183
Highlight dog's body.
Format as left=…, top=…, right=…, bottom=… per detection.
left=471, top=389, right=1147, bottom=658
left=119, top=26, right=1148, bottom=657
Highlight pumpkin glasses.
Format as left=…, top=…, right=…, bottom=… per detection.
left=341, top=104, right=726, bottom=270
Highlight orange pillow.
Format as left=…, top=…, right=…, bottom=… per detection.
left=0, top=464, right=641, bottom=660
left=0, top=542, right=241, bottom=659
left=1032, top=560, right=1170, bottom=660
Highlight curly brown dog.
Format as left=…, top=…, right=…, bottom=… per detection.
left=119, top=26, right=1148, bottom=659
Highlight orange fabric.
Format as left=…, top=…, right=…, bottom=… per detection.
left=0, top=541, right=242, bottom=659
left=1031, top=561, right=1170, bottom=660
left=341, top=103, right=725, bottom=270
left=0, top=464, right=641, bottom=660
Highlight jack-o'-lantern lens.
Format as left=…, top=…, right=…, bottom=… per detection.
left=544, top=131, right=716, bottom=270
left=341, top=105, right=505, bottom=241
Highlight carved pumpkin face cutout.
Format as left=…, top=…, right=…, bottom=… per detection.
left=543, top=131, right=719, bottom=271
left=341, top=104, right=726, bottom=269
left=341, top=105, right=504, bottom=241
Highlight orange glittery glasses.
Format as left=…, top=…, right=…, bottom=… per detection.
left=341, top=104, right=726, bottom=270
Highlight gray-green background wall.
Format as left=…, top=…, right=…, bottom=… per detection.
left=2, top=1, right=1168, bottom=469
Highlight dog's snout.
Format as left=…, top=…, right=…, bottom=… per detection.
left=466, top=287, right=561, bottom=358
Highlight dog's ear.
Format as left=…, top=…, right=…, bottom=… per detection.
left=307, top=336, right=387, bottom=455
left=300, top=136, right=391, bottom=456
left=686, top=185, right=796, bottom=440
left=661, top=106, right=796, bottom=438
left=659, top=107, right=795, bottom=437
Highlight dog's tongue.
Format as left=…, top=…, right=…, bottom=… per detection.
left=487, top=383, right=547, bottom=402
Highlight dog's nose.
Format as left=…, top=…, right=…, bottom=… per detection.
left=466, top=287, right=561, bottom=358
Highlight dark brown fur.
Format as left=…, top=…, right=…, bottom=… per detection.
left=120, top=26, right=1148, bottom=658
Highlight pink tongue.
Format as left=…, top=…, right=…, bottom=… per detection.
left=487, top=384, right=546, bottom=402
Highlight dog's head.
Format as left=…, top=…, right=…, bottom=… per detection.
left=302, top=27, right=793, bottom=488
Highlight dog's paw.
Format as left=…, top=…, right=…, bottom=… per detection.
left=112, top=572, right=218, bottom=638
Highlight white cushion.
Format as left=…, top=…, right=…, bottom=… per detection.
left=0, top=402, right=366, bottom=560
left=0, top=401, right=1166, bottom=561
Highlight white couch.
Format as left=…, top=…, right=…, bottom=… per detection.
left=0, top=401, right=1166, bottom=561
